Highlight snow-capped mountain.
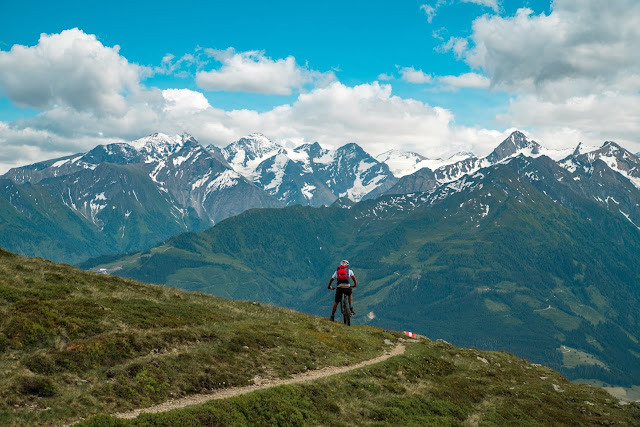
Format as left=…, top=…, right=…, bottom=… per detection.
left=380, top=132, right=640, bottom=235
left=8, top=132, right=282, bottom=225
left=220, top=133, right=286, bottom=179
left=375, top=150, right=427, bottom=178
left=561, top=141, right=640, bottom=189
left=386, top=131, right=602, bottom=196
left=486, top=130, right=542, bottom=163
left=315, top=143, right=396, bottom=201
left=0, top=133, right=281, bottom=262
left=209, top=134, right=397, bottom=205
left=376, top=149, right=476, bottom=178
left=3, top=128, right=640, bottom=265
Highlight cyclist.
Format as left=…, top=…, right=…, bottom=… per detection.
left=328, top=259, right=357, bottom=321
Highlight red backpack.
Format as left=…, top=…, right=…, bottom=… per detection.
left=336, top=264, right=349, bottom=284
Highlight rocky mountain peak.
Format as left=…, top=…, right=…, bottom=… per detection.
left=293, top=141, right=323, bottom=155
left=486, top=131, right=541, bottom=164
left=336, top=142, right=368, bottom=160
left=600, top=141, right=625, bottom=155
left=572, top=142, right=584, bottom=156
left=126, top=133, right=186, bottom=162
left=222, top=133, right=285, bottom=170
left=180, top=132, right=197, bottom=143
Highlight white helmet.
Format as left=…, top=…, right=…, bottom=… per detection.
left=341, top=260, right=349, bottom=266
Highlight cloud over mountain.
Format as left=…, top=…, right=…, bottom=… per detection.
left=434, top=0, right=640, bottom=150
left=0, top=25, right=506, bottom=174
left=463, top=0, right=640, bottom=99
left=0, top=28, right=146, bottom=116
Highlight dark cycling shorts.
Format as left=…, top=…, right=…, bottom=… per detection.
left=334, top=286, right=352, bottom=303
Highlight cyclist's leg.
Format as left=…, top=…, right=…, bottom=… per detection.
left=332, top=288, right=342, bottom=315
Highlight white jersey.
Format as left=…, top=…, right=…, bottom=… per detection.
left=332, top=269, right=354, bottom=288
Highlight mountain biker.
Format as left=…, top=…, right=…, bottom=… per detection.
left=328, top=259, right=357, bottom=321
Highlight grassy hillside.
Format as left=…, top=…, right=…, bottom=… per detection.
left=83, top=341, right=640, bottom=426
left=0, top=249, right=396, bottom=426
left=1, top=249, right=639, bottom=426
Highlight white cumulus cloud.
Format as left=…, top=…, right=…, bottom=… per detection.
left=398, top=66, right=433, bottom=84
left=438, top=73, right=490, bottom=90
left=162, top=89, right=211, bottom=113
left=0, top=80, right=508, bottom=172
left=462, top=0, right=640, bottom=99
left=195, top=48, right=334, bottom=95
left=497, top=92, right=640, bottom=150
left=431, top=0, right=640, bottom=152
left=0, top=28, right=147, bottom=116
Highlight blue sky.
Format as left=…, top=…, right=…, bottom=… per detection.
left=0, top=0, right=638, bottom=172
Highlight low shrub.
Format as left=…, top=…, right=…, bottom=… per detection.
left=15, top=375, right=57, bottom=397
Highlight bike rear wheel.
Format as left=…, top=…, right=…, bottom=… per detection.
left=341, top=294, right=351, bottom=326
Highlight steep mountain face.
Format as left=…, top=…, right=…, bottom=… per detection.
left=0, top=133, right=281, bottom=263
left=562, top=141, right=640, bottom=189
left=317, top=143, right=397, bottom=201
left=220, top=133, right=286, bottom=179
left=211, top=134, right=397, bottom=206
left=386, top=167, right=438, bottom=195
left=91, top=152, right=640, bottom=388
left=557, top=141, right=640, bottom=229
left=143, top=136, right=281, bottom=224
left=0, top=177, right=109, bottom=261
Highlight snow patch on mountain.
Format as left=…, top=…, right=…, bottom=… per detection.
left=207, top=170, right=240, bottom=192
left=301, top=184, right=316, bottom=199
left=620, top=210, right=640, bottom=229
left=436, top=158, right=490, bottom=184
left=127, top=133, right=186, bottom=163
left=313, top=150, right=335, bottom=165
left=263, top=153, right=289, bottom=192
left=223, top=133, right=285, bottom=179
left=52, top=158, right=70, bottom=168
left=342, top=173, right=385, bottom=202
left=598, top=154, right=640, bottom=190
left=376, top=150, right=427, bottom=177
left=191, top=171, right=213, bottom=190
left=287, top=149, right=308, bottom=163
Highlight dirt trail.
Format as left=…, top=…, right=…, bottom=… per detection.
left=114, top=343, right=405, bottom=419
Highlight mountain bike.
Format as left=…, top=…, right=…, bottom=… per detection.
left=331, top=287, right=352, bottom=326
left=340, top=290, right=351, bottom=326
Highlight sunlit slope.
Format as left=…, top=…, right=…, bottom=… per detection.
left=0, top=248, right=396, bottom=426
left=84, top=340, right=640, bottom=426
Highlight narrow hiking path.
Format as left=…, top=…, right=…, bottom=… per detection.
left=114, top=343, right=406, bottom=419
